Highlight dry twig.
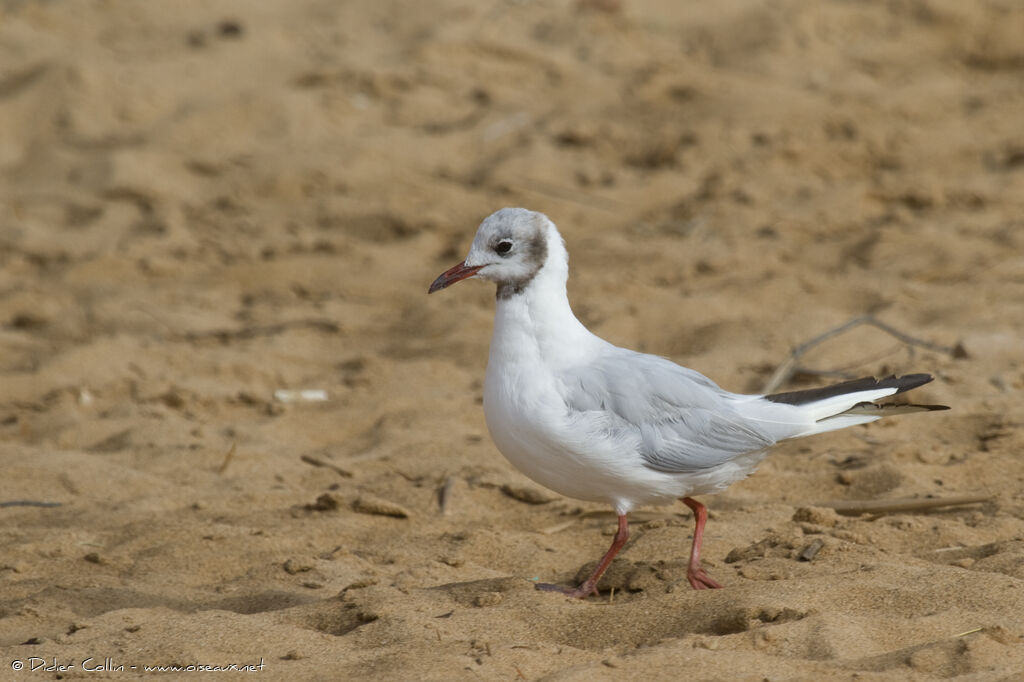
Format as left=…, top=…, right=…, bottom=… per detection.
left=762, top=315, right=961, bottom=394
left=300, top=453, right=353, bottom=478
left=817, top=494, right=991, bottom=516
left=217, top=443, right=237, bottom=474
left=438, top=475, right=456, bottom=514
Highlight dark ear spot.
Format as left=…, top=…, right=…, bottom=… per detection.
left=526, top=231, right=547, bottom=267
left=496, top=230, right=548, bottom=300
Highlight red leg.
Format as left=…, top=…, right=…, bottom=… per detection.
left=681, top=497, right=723, bottom=590
left=536, top=513, right=629, bottom=598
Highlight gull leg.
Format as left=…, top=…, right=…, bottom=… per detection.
left=536, top=513, right=629, bottom=598
left=681, top=497, right=723, bottom=590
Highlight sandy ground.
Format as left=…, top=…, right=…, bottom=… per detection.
left=2, top=0, right=1024, bottom=679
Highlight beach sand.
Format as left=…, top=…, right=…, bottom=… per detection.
left=1, top=0, right=1023, bottom=679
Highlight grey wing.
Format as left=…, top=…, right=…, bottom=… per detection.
left=559, top=350, right=776, bottom=473
left=634, top=407, right=776, bottom=473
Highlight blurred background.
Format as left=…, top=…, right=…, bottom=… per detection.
left=1, top=1, right=1022, bottom=678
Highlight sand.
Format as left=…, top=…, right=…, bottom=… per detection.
left=1, top=0, right=1023, bottom=679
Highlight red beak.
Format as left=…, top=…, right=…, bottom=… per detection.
left=428, top=261, right=484, bottom=294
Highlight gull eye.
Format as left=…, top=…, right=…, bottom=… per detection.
left=495, top=240, right=513, bottom=256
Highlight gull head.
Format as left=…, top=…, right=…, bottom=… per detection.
left=429, top=208, right=561, bottom=299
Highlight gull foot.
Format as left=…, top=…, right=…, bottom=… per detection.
left=687, top=569, right=723, bottom=590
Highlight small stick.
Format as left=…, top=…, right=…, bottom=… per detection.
left=817, top=494, right=992, bottom=516
left=438, top=475, right=456, bottom=514
left=300, top=454, right=353, bottom=478
left=954, top=627, right=984, bottom=638
left=763, top=315, right=959, bottom=394
left=859, top=317, right=959, bottom=355
left=786, top=343, right=908, bottom=381
left=0, top=500, right=62, bottom=508
left=217, top=443, right=237, bottom=474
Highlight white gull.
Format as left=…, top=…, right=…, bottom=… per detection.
left=429, top=208, right=948, bottom=596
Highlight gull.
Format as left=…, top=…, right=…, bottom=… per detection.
left=428, top=208, right=948, bottom=597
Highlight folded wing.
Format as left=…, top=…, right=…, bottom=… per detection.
left=558, top=350, right=777, bottom=474
left=559, top=355, right=948, bottom=475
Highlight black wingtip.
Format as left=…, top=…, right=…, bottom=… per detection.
left=765, top=373, right=936, bottom=406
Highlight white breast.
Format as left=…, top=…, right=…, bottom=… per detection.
left=480, top=290, right=723, bottom=513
